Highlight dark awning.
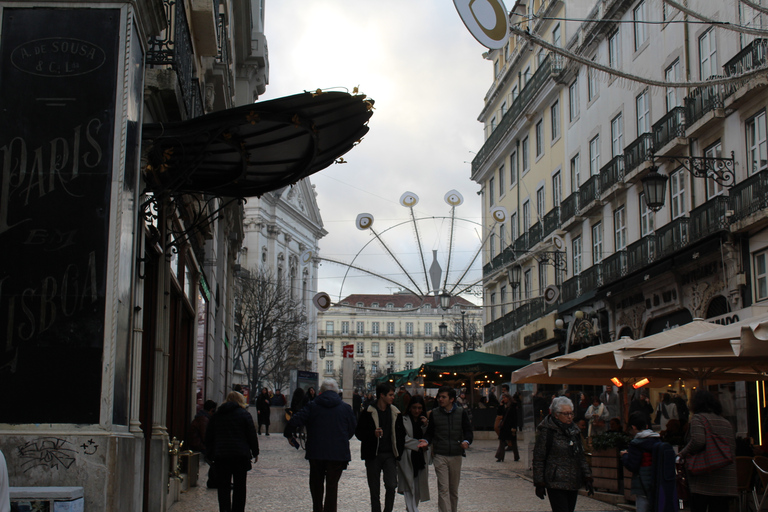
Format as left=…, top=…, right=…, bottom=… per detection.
left=142, top=91, right=373, bottom=197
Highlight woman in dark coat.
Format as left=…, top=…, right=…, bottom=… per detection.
left=533, top=396, right=593, bottom=512
left=678, top=390, right=737, bottom=512
left=494, top=392, right=519, bottom=462
left=256, top=387, right=271, bottom=435
left=302, top=386, right=317, bottom=407
left=205, top=392, right=259, bottom=512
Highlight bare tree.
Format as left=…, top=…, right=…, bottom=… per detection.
left=233, top=267, right=306, bottom=395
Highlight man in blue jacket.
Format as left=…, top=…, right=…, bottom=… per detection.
left=621, top=411, right=662, bottom=512
left=286, top=378, right=357, bottom=512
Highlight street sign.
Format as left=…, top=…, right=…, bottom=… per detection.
left=343, top=344, right=354, bottom=358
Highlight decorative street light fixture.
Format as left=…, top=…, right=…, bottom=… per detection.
left=439, top=291, right=451, bottom=310
left=439, top=321, right=448, bottom=338
left=318, top=345, right=326, bottom=359
left=641, top=164, right=668, bottom=212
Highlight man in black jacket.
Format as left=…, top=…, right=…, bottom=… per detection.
left=355, top=382, right=406, bottom=512
left=423, top=385, right=473, bottom=512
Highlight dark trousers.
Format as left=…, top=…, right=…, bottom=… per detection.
left=507, top=435, right=520, bottom=459
left=495, top=439, right=507, bottom=461
left=309, top=459, right=347, bottom=512
left=215, top=461, right=248, bottom=512
left=690, top=493, right=733, bottom=512
left=365, top=452, right=398, bottom=512
left=546, top=488, right=578, bottom=512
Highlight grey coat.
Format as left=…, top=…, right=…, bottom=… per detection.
left=533, top=415, right=591, bottom=491
left=679, top=412, right=737, bottom=497
left=396, top=415, right=431, bottom=502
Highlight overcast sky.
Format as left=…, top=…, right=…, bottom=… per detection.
left=260, top=1, right=492, bottom=303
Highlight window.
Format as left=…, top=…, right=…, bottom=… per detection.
left=589, top=135, right=600, bottom=175
left=405, top=322, right=414, bottom=336
left=493, top=59, right=500, bottom=78
left=536, top=187, right=546, bottom=222
left=490, top=292, right=497, bottom=320
left=755, top=250, right=768, bottom=301
left=371, top=302, right=379, bottom=308
left=498, top=165, right=505, bottom=194
left=592, top=222, right=603, bottom=263
left=326, top=342, right=334, bottom=355
left=699, top=28, right=717, bottom=80
left=665, top=60, right=681, bottom=111
left=636, top=89, right=650, bottom=135
left=500, top=224, right=506, bottom=249
left=671, top=169, right=686, bottom=219
left=371, top=361, right=378, bottom=374
left=510, top=150, right=518, bottom=187
left=501, top=101, right=507, bottom=117
left=387, top=342, right=395, bottom=356
left=552, top=24, right=561, bottom=47
left=356, top=342, right=364, bottom=355
left=524, top=270, right=532, bottom=299
left=424, top=322, right=432, bottom=336
left=573, top=236, right=582, bottom=275
left=552, top=171, right=562, bottom=205
left=551, top=101, right=560, bottom=141
left=341, top=321, right=349, bottom=334
left=405, top=342, right=414, bottom=356
left=640, top=194, right=655, bottom=236
left=325, top=360, right=334, bottom=373
left=405, top=361, right=413, bottom=370
left=371, top=342, right=380, bottom=356
left=523, top=200, right=531, bottom=232
left=424, top=343, right=432, bottom=356
left=571, top=154, right=581, bottom=190
left=522, top=137, right=530, bottom=173
left=512, top=84, right=519, bottom=102
left=705, top=142, right=725, bottom=198
left=537, top=48, right=546, bottom=66
left=609, top=31, right=620, bottom=68
left=536, top=120, right=544, bottom=156
left=356, top=321, right=364, bottom=335
left=490, top=233, right=496, bottom=256
left=490, top=116, right=497, bottom=134
left=510, top=212, right=518, bottom=241
left=439, top=343, right=447, bottom=355
left=634, top=1, right=648, bottom=50
left=747, top=111, right=767, bottom=175
left=569, top=79, right=580, bottom=121
left=523, top=66, right=531, bottom=87
left=356, top=301, right=364, bottom=308
left=611, top=114, right=623, bottom=158
left=489, top=176, right=495, bottom=206
left=386, top=322, right=395, bottom=335
left=325, top=321, right=334, bottom=335
left=372, top=322, right=380, bottom=335
left=500, top=285, right=507, bottom=316
left=588, top=56, right=598, bottom=101
left=538, top=262, right=547, bottom=293
left=614, top=206, right=627, bottom=250
left=386, top=303, right=394, bottom=309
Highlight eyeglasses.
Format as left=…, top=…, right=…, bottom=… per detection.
left=557, top=411, right=575, bottom=417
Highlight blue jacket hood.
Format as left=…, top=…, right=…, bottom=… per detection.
left=315, top=390, right=343, bottom=408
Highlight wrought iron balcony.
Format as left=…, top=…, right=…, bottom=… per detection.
left=730, top=168, right=768, bottom=222
left=472, top=55, right=552, bottom=175
left=561, top=192, right=579, bottom=224
left=581, top=264, right=602, bottom=290
left=562, top=275, right=581, bottom=303
left=656, top=217, right=689, bottom=259
left=624, top=133, right=653, bottom=174
left=627, top=235, right=655, bottom=274
left=601, top=251, right=627, bottom=284
left=689, top=195, right=730, bottom=243
left=528, top=222, right=542, bottom=248
left=653, top=106, right=686, bottom=151
left=483, top=245, right=516, bottom=277
left=599, top=155, right=625, bottom=191
left=514, top=232, right=528, bottom=253
left=685, top=83, right=726, bottom=126
left=543, top=208, right=561, bottom=239
left=579, top=175, right=600, bottom=210
left=147, top=0, right=204, bottom=119
left=724, top=39, right=768, bottom=78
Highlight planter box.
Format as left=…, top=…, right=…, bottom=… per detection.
left=590, top=448, right=624, bottom=494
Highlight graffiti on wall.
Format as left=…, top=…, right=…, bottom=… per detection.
left=17, top=437, right=99, bottom=472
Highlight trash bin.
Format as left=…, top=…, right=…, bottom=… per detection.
left=180, top=451, right=200, bottom=487
left=10, top=486, right=84, bottom=512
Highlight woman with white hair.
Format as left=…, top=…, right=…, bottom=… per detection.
left=532, top=396, right=593, bottom=512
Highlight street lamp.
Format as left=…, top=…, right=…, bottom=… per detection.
left=641, top=164, right=668, bottom=212
left=439, top=291, right=451, bottom=310
left=318, top=345, right=326, bottom=359
left=439, top=321, right=448, bottom=338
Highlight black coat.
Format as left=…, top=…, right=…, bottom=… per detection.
left=287, top=390, right=357, bottom=461
left=356, top=404, right=406, bottom=460
left=205, top=402, right=259, bottom=467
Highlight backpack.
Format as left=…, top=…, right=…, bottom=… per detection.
left=653, top=442, right=679, bottom=512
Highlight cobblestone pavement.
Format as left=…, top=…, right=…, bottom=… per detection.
left=171, top=435, right=621, bottom=512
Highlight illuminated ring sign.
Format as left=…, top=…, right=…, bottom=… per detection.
left=453, top=0, right=510, bottom=50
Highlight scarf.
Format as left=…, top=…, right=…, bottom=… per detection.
left=553, top=416, right=584, bottom=457
left=410, top=416, right=426, bottom=476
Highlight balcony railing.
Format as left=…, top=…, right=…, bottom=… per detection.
left=562, top=275, right=581, bottom=303
left=730, top=168, right=768, bottom=221
left=543, top=207, right=560, bottom=238
left=724, top=39, right=768, bottom=77
left=484, top=244, right=516, bottom=276
left=685, top=83, right=727, bottom=125
left=581, top=264, right=602, bottom=290
left=653, top=106, right=686, bottom=150
left=579, top=175, right=600, bottom=209
left=656, top=217, right=689, bottom=259
left=689, top=195, right=730, bottom=243
left=601, top=251, right=627, bottom=284
left=146, top=0, right=204, bottom=119
left=529, top=222, right=542, bottom=248
left=514, top=232, right=528, bottom=253
left=627, top=235, right=655, bottom=274
left=561, top=192, right=579, bottom=223
left=599, top=155, right=625, bottom=191
left=624, top=133, right=653, bottom=174
left=472, top=55, right=552, bottom=175
left=483, top=297, right=546, bottom=341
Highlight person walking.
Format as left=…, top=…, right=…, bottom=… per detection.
left=356, top=382, right=406, bottom=512
left=533, top=396, right=593, bottom=512
left=494, top=392, right=518, bottom=462
left=285, top=378, right=357, bottom=512
left=422, top=385, right=473, bottom=512
left=205, top=391, right=259, bottom=512
left=621, top=411, right=661, bottom=512
left=678, top=390, right=737, bottom=512
left=188, top=399, right=217, bottom=489
left=397, top=396, right=430, bottom=512
left=256, top=388, right=271, bottom=435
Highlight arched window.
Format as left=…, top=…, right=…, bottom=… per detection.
left=705, top=295, right=729, bottom=319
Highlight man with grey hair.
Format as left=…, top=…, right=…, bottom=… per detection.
left=286, top=378, right=357, bottom=512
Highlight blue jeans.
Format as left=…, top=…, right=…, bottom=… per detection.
left=365, top=452, right=398, bottom=512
